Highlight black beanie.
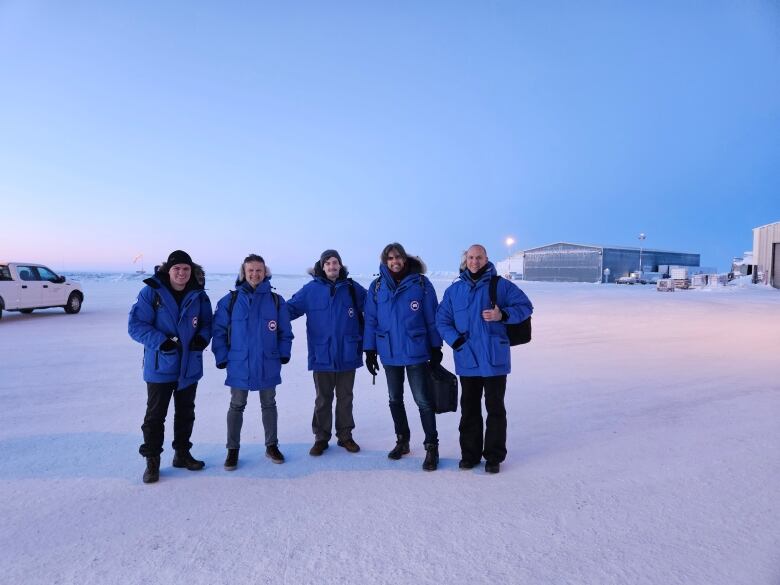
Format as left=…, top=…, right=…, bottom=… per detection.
left=167, top=250, right=193, bottom=267
left=319, top=249, right=342, bottom=266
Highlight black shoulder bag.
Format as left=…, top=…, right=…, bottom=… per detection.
left=489, top=276, right=532, bottom=346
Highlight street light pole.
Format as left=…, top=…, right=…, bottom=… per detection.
left=638, top=232, right=646, bottom=275
left=505, top=237, right=515, bottom=278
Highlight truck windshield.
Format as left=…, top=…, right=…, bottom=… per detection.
left=0, top=265, right=11, bottom=281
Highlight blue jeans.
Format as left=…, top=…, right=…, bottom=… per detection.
left=227, top=387, right=278, bottom=449
left=384, top=363, right=437, bottom=445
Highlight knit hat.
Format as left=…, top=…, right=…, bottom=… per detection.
left=167, top=250, right=193, bottom=267
left=319, top=249, right=342, bottom=266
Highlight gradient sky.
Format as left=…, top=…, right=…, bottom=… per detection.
left=1, top=1, right=778, bottom=274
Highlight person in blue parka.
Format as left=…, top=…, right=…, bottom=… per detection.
left=287, top=249, right=367, bottom=456
left=128, top=250, right=213, bottom=484
left=436, top=244, right=533, bottom=474
left=211, top=254, right=293, bottom=470
left=363, top=242, right=443, bottom=471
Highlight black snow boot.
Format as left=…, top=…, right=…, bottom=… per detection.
left=265, top=444, right=285, bottom=464
left=422, top=443, right=439, bottom=472
left=485, top=461, right=501, bottom=474
left=387, top=434, right=410, bottom=460
left=143, top=455, right=160, bottom=484
left=172, top=450, right=205, bottom=471
left=224, top=448, right=239, bottom=471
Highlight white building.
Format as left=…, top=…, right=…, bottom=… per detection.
left=753, top=221, right=780, bottom=288
left=495, top=252, right=524, bottom=279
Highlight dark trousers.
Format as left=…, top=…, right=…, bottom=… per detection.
left=385, top=363, right=438, bottom=445
left=459, top=375, right=507, bottom=464
left=139, top=382, right=197, bottom=458
left=312, top=370, right=356, bottom=442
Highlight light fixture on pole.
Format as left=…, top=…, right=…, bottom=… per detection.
left=505, top=237, right=515, bottom=278
left=638, top=232, right=646, bottom=275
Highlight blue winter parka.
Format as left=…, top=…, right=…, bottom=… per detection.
left=287, top=268, right=367, bottom=372
left=211, top=278, right=293, bottom=391
left=128, top=271, right=213, bottom=389
left=363, top=257, right=442, bottom=367
left=436, top=262, right=533, bottom=377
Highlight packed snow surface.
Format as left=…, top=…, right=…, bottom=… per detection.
left=1, top=275, right=778, bottom=585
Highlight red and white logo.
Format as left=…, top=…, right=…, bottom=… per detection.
left=410, top=300, right=420, bottom=311
left=192, top=317, right=198, bottom=328
left=268, top=320, right=277, bottom=332
left=348, top=307, right=355, bottom=318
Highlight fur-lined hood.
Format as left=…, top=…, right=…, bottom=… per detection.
left=235, top=263, right=272, bottom=287
left=378, top=255, right=427, bottom=285
left=308, top=260, right=349, bottom=281
left=404, top=255, right=427, bottom=275
left=146, top=261, right=206, bottom=291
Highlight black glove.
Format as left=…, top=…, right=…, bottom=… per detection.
left=160, top=338, right=178, bottom=352
left=280, top=356, right=290, bottom=365
left=364, top=350, right=379, bottom=376
left=429, top=347, right=443, bottom=366
left=451, top=336, right=466, bottom=350
left=189, top=335, right=209, bottom=351
left=216, top=362, right=227, bottom=370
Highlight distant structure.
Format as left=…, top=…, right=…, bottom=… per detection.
left=752, top=221, right=780, bottom=288
left=522, top=242, right=700, bottom=283
left=731, top=251, right=754, bottom=277
left=495, top=252, right=524, bottom=279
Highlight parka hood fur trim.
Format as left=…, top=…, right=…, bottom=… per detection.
left=308, top=261, right=349, bottom=280
left=146, top=261, right=206, bottom=291
left=235, top=263, right=272, bottom=287
left=406, top=256, right=427, bottom=275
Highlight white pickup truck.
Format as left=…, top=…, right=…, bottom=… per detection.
left=0, top=262, right=84, bottom=319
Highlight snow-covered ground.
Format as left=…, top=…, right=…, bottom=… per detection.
left=1, top=275, right=778, bottom=585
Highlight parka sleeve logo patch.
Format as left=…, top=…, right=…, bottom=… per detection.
left=192, top=316, right=198, bottom=328
left=410, top=300, right=420, bottom=311
left=268, top=320, right=277, bottom=332
left=348, top=307, right=355, bottom=318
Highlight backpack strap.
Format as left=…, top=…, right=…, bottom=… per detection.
left=489, top=275, right=500, bottom=308
left=347, top=279, right=365, bottom=330
left=226, top=290, right=238, bottom=349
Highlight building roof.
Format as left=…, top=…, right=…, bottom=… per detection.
left=523, top=241, right=698, bottom=255
left=753, top=221, right=780, bottom=230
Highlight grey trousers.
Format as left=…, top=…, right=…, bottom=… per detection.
left=227, top=387, right=277, bottom=449
left=312, top=370, right=356, bottom=442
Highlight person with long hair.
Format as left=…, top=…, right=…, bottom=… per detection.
left=363, top=242, right=443, bottom=471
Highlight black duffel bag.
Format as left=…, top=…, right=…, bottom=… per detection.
left=489, top=276, right=532, bottom=345
left=427, top=363, right=458, bottom=414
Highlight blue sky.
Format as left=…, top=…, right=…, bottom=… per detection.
left=1, top=1, right=778, bottom=274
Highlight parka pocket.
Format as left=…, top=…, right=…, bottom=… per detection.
left=185, top=352, right=203, bottom=378
left=376, top=329, right=392, bottom=358
left=155, top=349, right=179, bottom=375
left=263, top=347, right=282, bottom=379
left=342, top=334, right=362, bottom=361
left=228, top=314, right=248, bottom=350
left=453, top=308, right=470, bottom=333
left=406, top=328, right=428, bottom=359
left=313, top=340, right=331, bottom=366
left=488, top=336, right=510, bottom=367
left=455, top=343, right=478, bottom=369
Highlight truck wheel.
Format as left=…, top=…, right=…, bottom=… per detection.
left=20, top=309, right=34, bottom=314
left=64, top=292, right=83, bottom=314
